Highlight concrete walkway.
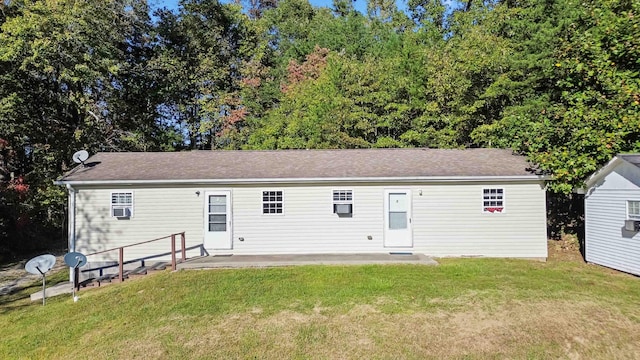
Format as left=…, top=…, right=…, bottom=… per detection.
left=177, top=253, right=438, bottom=269
left=30, top=282, right=73, bottom=302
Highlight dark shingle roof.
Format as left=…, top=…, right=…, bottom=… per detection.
left=619, top=154, right=640, bottom=168
left=58, top=148, right=538, bottom=183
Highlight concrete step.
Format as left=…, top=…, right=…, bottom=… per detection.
left=29, top=260, right=175, bottom=301
left=127, top=266, right=148, bottom=276
left=30, top=282, right=73, bottom=302
left=78, top=278, right=96, bottom=288
left=96, top=272, right=131, bottom=286
left=149, top=262, right=168, bottom=271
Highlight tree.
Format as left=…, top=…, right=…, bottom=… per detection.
left=153, top=0, right=255, bottom=150
left=475, top=0, right=640, bottom=193
left=247, top=47, right=368, bottom=149
left=0, top=0, right=154, bottom=251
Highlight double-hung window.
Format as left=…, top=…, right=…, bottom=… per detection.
left=482, top=188, right=504, bottom=213
left=262, top=190, right=283, bottom=214
left=111, top=192, right=133, bottom=218
left=333, top=190, right=353, bottom=216
left=628, top=200, right=640, bottom=220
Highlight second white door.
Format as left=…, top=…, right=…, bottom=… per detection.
left=383, top=190, right=413, bottom=248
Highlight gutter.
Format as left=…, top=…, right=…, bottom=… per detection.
left=54, top=175, right=549, bottom=186
left=66, top=183, right=77, bottom=283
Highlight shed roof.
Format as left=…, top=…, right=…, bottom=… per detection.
left=57, top=148, right=540, bottom=184
left=585, top=153, right=640, bottom=188
left=618, top=154, right=640, bottom=167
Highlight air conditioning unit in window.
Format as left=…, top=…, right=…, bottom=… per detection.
left=113, top=206, right=132, bottom=218
left=334, top=204, right=353, bottom=215
left=624, top=220, right=640, bottom=232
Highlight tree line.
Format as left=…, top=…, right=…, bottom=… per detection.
left=0, top=0, right=638, bottom=253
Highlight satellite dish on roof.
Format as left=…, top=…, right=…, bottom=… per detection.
left=25, top=254, right=57, bottom=306
left=72, top=150, right=89, bottom=166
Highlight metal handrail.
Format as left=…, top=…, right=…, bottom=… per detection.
left=84, top=232, right=186, bottom=282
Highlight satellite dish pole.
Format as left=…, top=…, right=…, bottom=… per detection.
left=25, top=254, right=57, bottom=306
left=64, top=252, right=87, bottom=302
left=72, top=150, right=90, bottom=167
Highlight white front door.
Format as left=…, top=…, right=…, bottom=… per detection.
left=204, top=191, right=232, bottom=250
left=383, top=189, right=413, bottom=248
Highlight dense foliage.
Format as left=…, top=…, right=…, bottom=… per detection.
left=0, top=0, right=638, bottom=252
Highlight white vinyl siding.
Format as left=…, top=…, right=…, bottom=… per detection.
left=72, top=181, right=547, bottom=263
left=413, top=183, right=546, bottom=258
left=585, top=159, right=640, bottom=276
left=234, top=186, right=383, bottom=254
left=75, top=186, right=204, bottom=263
left=586, top=189, right=640, bottom=275
left=231, top=182, right=546, bottom=258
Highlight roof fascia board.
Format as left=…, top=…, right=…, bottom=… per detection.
left=55, top=175, right=547, bottom=186
left=584, top=156, right=624, bottom=189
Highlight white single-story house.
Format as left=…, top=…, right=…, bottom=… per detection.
left=584, top=154, right=640, bottom=275
left=55, top=148, right=548, bottom=269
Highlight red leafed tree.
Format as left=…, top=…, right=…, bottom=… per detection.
left=281, top=46, right=330, bottom=93
left=220, top=108, right=249, bottom=132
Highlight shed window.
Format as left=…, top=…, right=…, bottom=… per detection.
left=333, top=190, right=353, bottom=216
left=262, top=190, right=283, bottom=214
left=483, top=188, right=504, bottom=213
left=111, top=192, right=133, bottom=218
left=628, top=201, right=640, bottom=220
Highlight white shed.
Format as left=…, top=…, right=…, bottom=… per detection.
left=584, top=154, right=640, bottom=275
left=56, top=148, right=548, bottom=269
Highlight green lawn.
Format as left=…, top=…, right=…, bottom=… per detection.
left=1, top=257, right=639, bottom=359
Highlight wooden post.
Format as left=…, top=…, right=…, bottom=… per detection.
left=181, top=232, right=186, bottom=262
left=75, top=268, right=80, bottom=291
left=171, top=234, right=176, bottom=271
left=118, top=247, right=124, bottom=282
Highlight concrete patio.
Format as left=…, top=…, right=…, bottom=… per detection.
left=177, top=253, right=438, bottom=269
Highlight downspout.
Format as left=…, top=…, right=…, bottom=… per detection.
left=66, top=183, right=76, bottom=282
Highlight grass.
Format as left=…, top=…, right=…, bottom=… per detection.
left=1, top=254, right=640, bottom=359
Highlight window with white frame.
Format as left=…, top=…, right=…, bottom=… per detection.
left=333, top=190, right=353, bottom=216
left=628, top=200, right=640, bottom=220
left=111, top=192, right=133, bottom=218
left=262, top=190, right=283, bottom=214
left=483, top=188, right=504, bottom=213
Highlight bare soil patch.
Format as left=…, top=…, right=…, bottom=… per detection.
left=547, top=235, right=584, bottom=263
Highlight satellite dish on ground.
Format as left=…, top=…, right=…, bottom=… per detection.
left=64, top=252, right=87, bottom=303
left=72, top=150, right=89, bottom=166
left=25, top=254, right=56, bottom=275
left=64, top=252, right=87, bottom=268
left=25, top=254, right=57, bottom=306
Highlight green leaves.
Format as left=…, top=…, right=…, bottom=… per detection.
left=466, top=0, right=640, bottom=193
left=0, top=0, right=157, bottom=251
left=153, top=0, right=257, bottom=150
left=1, top=0, right=639, bottom=250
